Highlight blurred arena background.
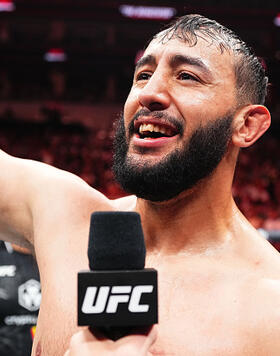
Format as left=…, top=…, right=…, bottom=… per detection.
left=0, top=0, right=280, bottom=247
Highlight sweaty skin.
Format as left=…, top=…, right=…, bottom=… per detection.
left=0, top=35, right=279, bottom=356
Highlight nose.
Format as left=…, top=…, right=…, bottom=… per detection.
left=138, top=72, right=171, bottom=111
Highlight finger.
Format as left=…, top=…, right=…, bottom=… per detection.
left=69, top=328, right=114, bottom=352
left=146, top=325, right=157, bottom=344
left=138, top=325, right=157, bottom=352
left=69, top=328, right=97, bottom=349
left=117, top=325, right=158, bottom=352
left=140, top=325, right=158, bottom=350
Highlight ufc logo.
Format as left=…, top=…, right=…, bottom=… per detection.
left=82, top=285, right=153, bottom=314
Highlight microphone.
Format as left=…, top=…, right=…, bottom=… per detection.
left=77, top=211, right=158, bottom=340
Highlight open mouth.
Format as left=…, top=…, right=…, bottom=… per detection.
left=134, top=121, right=178, bottom=140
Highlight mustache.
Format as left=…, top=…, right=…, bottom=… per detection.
left=127, top=109, right=185, bottom=138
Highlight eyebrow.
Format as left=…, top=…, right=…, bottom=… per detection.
left=170, top=54, right=213, bottom=79
left=135, top=54, right=156, bottom=72
left=135, top=53, right=213, bottom=80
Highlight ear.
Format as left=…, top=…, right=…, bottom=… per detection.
left=232, top=105, right=271, bottom=148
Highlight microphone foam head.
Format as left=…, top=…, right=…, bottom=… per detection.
left=88, top=211, right=146, bottom=270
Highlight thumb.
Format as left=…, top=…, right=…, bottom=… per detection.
left=117, top=325, right=158, bottom=353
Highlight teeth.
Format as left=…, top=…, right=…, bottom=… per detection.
left=160, top=127, right=167, bottom=135
left=139, top=123, right=169, bottom=135
left=146, top=124, right=154, bottom=132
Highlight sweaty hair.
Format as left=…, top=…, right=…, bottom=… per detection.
left=154, top=14, right=268, bottom=105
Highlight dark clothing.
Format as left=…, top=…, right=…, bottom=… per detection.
left=0, top=241, right=40, bottom=356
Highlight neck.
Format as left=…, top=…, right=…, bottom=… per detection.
left=136, top=158, right=239, bottom=256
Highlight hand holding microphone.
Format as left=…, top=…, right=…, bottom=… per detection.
left=64, top=325, right=157, bottom=356
left=77, top=211, right=158, bottom=340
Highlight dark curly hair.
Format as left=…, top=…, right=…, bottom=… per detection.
left=153, top=14, right=268, bottom=105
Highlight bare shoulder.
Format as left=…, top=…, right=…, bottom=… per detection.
left=24, top=156, right=117, bottom=241
left=0, top=150, right=113, bottom=246
left=24, top=154, right=110, bottom=208
left=251, top=277, right=280, bottom=355
left=111, top=194, right=137, bottom=211
left=0, top=149, right=98, bottom=200
left=242, top=226, right=280, bottom=353
left=248, top=228, right=280, bottom=274
left=237, top=211, right=280, bottom=272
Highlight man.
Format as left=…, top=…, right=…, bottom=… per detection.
left=0, top=13, right=279, bottom=355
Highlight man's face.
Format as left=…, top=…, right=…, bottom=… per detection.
left=113, top=35, right=237, bottom=201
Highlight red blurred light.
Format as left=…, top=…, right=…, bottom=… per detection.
left=273, top=13, right=280, bottom=26
left=44, top=48, right=67, bottom=62
left=0, top=0, right=15, bottom=12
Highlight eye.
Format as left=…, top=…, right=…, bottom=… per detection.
left=178, top=72, right=198, bottom=81
left=135, top=72, right=152, bottom=81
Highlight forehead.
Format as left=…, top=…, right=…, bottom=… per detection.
left=142, top=35, right=236, bottom=80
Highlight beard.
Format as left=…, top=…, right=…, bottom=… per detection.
left=113, top=113, right=233, bottom=202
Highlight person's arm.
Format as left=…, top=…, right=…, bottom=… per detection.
left=64, top=327, right=157, bottom=356
left=0, top=150, right=118, bottom=356
left=0, top=150, right=34, bottom=248
left=0, top=149, right=93, bottom=249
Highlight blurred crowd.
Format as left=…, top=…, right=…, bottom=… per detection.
left=0, top=119, right=125, bottom=199
left=0, top=118, right=279, bottom=231
left=234, top=135, right=280, bottom=230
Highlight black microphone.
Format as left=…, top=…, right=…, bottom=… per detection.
left=77, top=211, right=158, bottom=340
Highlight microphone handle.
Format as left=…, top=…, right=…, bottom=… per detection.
left=89, top=325, right=151, bottom=341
